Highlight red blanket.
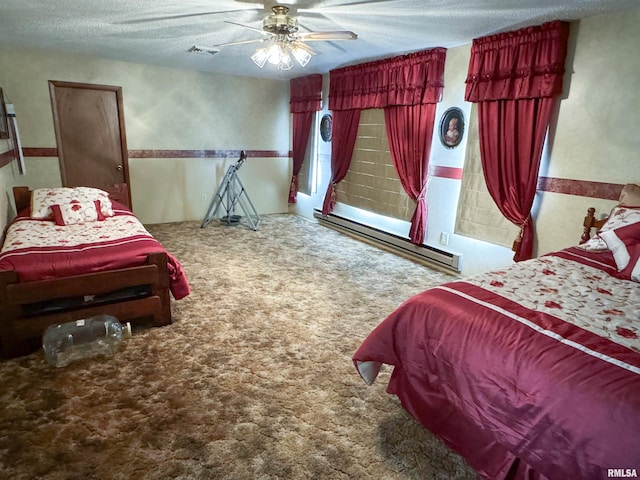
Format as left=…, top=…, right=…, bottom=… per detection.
left=353, top=248, right=640, bottom=479
left=0, top=206, right=190, bottom=300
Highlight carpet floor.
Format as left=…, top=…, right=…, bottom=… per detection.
left=0, top=214, right=479, bottom=480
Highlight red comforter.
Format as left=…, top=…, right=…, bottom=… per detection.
left=0, top=205, right=190, bottom=300
left=353, top=247, right=640, bottom=479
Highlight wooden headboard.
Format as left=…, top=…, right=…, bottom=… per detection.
left=580, top=207, right=608, bottom=244
left=13, top=183, right=131, bottom=213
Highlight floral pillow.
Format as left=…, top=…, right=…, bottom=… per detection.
left=31, top=187, right=114, bottom=220
left=578, top=206, right=640, bottom=251
left=50, top=200, right=106, bottom=226
left=599, top=221, right=640, bottom=282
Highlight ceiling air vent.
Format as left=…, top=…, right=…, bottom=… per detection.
left=187, top=46, right=218, bottom=55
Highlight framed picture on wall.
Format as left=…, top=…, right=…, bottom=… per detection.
left=439, top=107, right=465, bottom=149
left=0, top=88, right=8, bottom=140
left=320, top=114, right=333, bottom=142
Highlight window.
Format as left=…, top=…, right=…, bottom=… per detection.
left=297, top=122, right=314, bottom=196
left=335, top=109, right=413, bottom=222
left=454, top=104, right=518, bottom=247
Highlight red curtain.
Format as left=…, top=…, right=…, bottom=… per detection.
left=289, top=74, right=322, bottom=203
left=323, top=48, right=445, bottom=221
left=384, top=103, right=437, bottom=244
left=321, top=109, right=361, bottom=215
left=329, top=48, right=446, bottom=110
left=465, top=21, right=569, bottom=261
left=289, top=111, right=314, bottom=203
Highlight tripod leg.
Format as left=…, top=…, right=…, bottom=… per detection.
left=232, top=175, right=261, bottom=231
left=202, top=159, right=260, bottom=230
left=201, top=166, right=234, bottom=227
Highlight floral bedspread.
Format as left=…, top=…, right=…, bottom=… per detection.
left=0, top=208, right=190, bottom=300
left=353, top=248, right=640, bottom=479
left=464, top=253, right=640, bottom=354
left=1, top=209, right=151, bottom=253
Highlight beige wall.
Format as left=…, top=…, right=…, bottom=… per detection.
left=441, top=8, right=640, bottom=265
left=296, top=7, right=640, bottom=275
left=437, top=8, right=640, bottom=268
left=1, top=7, right=639, bottom=274
left=0, top=46, right=292, bottom=224
left=535, top=8, right=640, bottom=254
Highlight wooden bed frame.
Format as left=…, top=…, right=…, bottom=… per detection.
left=0, top=185, right=172, bottom=359
left=581, top=206, right=609, bottom=244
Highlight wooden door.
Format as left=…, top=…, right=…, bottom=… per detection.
left=49, top=81, right=131, bottom=206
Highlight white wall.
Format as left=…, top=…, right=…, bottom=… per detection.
left=0, top=46, right=292, bottom=224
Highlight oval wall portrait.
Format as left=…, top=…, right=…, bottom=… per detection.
left=320, top=114, right=333, bottom=142
left=439, top=107, right=465, bottom=149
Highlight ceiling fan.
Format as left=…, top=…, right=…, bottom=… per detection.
left=188, top=5, right=358, bottom=70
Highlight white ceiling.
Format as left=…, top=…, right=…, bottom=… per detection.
left=0, top=0, right=637, bottom=81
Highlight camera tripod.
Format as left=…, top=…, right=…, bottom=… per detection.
left=201, top=151, right=261, bottom=231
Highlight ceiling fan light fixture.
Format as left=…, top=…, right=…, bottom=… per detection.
left=290, top=45, right=311, bottom=67
left=263, top=6, right=298, bottom=35
left=278, top=53, right=294, bottom=71
left=267, top=43, right=284, bottom=65
left=188, top=4, right=357, bottom=73
left=250, top=47, right=269, bottom=68
left=252, top=38, right=309, bottom=71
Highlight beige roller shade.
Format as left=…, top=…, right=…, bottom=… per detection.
left=335, top=109, right=413, bottom=222
left=454, top=103, right=519, bottom=247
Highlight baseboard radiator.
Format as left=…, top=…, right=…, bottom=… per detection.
left=313, top=210, right=463, bottom=273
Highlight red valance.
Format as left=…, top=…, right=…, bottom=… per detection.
left=465, top=21, right=570, bottom=102
left=290, top=74, right=323, bottom=113
left=329, top=48, right=446, bottom=111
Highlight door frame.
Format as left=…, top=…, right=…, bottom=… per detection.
left=49, top=80, right=131, bottom=206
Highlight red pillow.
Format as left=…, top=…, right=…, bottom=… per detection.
left=599, top=221, right=640, bottom=282
left=50, top=200, right=106, bottom=226
left=619, top=244, right=640, bottom=282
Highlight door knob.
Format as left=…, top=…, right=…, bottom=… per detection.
left=116, top=165, right=123, bottom=171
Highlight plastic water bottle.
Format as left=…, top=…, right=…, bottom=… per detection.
left=42, top=315, right=132, bottom=368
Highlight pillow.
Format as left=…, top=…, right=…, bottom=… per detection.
left=31, top=187, right=114, bottom=220
left=599, top=222, right=640, bottom=268
left=619, top=183, right=640, bottom=207
left=619, top=245, right=640, bottom=282
left=50, top=200, right=106, bottom=226
left=578, top=206, right=640, bottom=251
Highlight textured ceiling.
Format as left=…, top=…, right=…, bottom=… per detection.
left=0, top=0, right=637, bottom=80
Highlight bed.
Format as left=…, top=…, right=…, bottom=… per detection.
left=0, top=184, right=190, bottom=359
left=353, top=184, right=640, bottom=480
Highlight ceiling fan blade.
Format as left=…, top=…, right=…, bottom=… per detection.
left=205, top=38, right=268, bottom=48
left=298, top=0, right=398, bottom=15
left=224, top=20, right=269, bottom=36
left=296, top=31, right=358, bottom=41
left=290, top=41, right=319, bottom=56
left=119, top=9, right=259, bottom=25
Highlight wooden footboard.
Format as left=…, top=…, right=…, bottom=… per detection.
left=0, top=252, right=172, bottom=359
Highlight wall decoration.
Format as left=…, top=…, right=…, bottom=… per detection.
left=320, top=114, right=333, bottom=142
left=0, top=88, right=8, bottom=140
left=439, top=107, right=465, bottom=149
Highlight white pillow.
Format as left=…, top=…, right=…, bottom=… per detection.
left=578, top=206, right=640, bottom=251
left=31, top=187, right=114, bottom=220
left=51, top=200, right=106, bottom=226
left=599, top=221, right=640, bottom=282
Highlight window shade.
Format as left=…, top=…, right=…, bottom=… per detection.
left=335, top=109, right=413, bottom=221
left=454, top=103, right=519, bottom=247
